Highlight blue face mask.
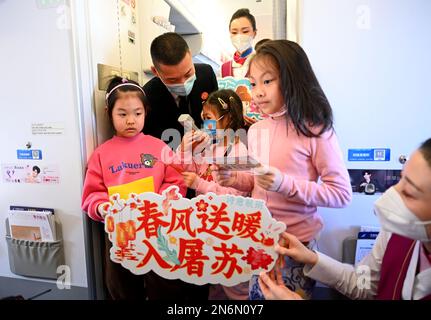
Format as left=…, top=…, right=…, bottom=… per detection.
left=203, top=119, right=217, bottom=137
left=165, top=74, right=196, bottom=97
left=202, top=115, right=225, bottom=143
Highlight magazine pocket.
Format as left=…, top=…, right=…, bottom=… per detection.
left=5, top=218, right=65, bottom=279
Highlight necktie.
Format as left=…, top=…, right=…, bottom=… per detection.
left=179, top=95, right=189, bottom=114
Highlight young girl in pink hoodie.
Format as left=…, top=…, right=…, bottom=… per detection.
left=213, top=40, right=352, bottom=300
left=82, top=76, right=186, bottom=299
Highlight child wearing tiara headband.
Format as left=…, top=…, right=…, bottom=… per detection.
left=82, top=76, right=186, bottom=299
left=178, top=89, right=250, bottom=300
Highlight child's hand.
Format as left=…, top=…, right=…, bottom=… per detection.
left=180, top=131, right=210, bottom=154
left=182, top=172, right=198, bottom=189
left=179, top=131, right=195, bottom=153
left=276, top=232, right=318, bottom=266
left=97, top=202, right=111, bottom=219
left=258, top=268, right=303, bottom=300
left=211, top=165, right=237, bottom=187
left=193, top=131, right=211, bottom=154
left=253, top=165, right=284, bottom=191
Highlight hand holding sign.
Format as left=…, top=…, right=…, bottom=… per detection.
left=275, top=232, right=318, bottom=266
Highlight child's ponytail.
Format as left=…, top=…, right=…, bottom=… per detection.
left=205, top=89, right=245, bottom=132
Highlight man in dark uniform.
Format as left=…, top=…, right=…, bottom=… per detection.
left=143, top=32, right=218, bottom=150
left=141, top=32, right=217, bottom=301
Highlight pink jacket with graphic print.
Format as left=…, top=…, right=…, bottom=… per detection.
left=82, top=133, right=186, bottom=222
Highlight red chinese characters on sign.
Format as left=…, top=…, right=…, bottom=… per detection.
left=212, top=243, right=244, bottom=279
left=197, top=202, right=233, bottom=241
left=172, top=238, right=209, bottom=277
left=136, top=200, right=169, bottom=238
left=105, top=187, right=285, bottom=286
left=232, top=211, right=262, bottom=243
left=167, top=207, right=196, bottom=237
left=231, top=211, right=276, bottom=246
left=136, top=239, right=172, bottom=269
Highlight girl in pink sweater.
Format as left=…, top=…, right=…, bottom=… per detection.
left=178, top=89, right=250, bottom=300
left=213, top=40, right=352, bottom=300
left=81, top=77, right=186, bottom=299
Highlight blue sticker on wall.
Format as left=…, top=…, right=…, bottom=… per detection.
left=358, top=232, right=379, bottom=240
left=348, top=149, right=390, bottom=162
left=17, top=149, right=43, bottom=160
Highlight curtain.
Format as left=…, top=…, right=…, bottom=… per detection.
left=272, top=0, right=287, bottom=39
left=273, top=0, right=300, bottom=43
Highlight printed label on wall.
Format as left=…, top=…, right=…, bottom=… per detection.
left=2, top=163, right=60, bottom=184
left=32, top=123, right=64, bottom=135
left=348, top=148, right=391, bottom=162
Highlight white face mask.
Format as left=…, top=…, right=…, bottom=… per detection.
left=163, top=74, right=196, bottom=97
left=374, top=186, right=431, bottom=242
left=264, top=105, right=288, bottom=118
left=231, top=34, right=253, bottom=53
